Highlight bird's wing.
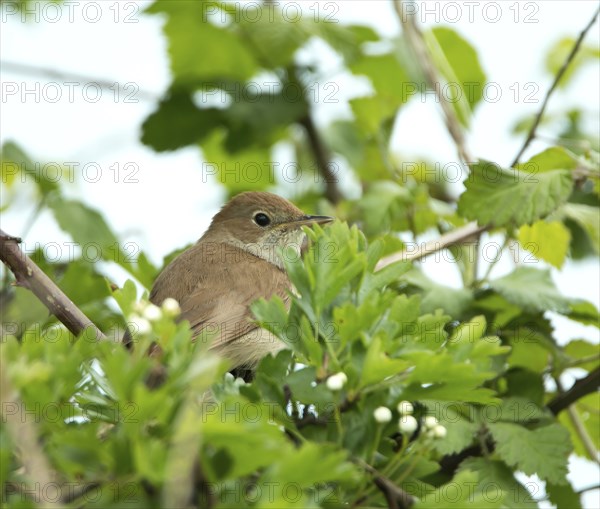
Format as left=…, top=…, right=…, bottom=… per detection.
left=150, top=242, right=291, bottom=351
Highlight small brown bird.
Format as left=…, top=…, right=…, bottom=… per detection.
left=149, top=192, right=333, bottom=372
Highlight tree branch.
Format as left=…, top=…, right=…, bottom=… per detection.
left=300, top=114, right=343, bottom=204
left=0, top=230, right=105, bottom=340
left=548, top=367, right=600, bottom=416
left=1, top=60, right=159, bottom=101
left=510, top=6, right=600, bottom=167
left=358, top=459, right=415, bottom=509
left=554, top=374, right=598, bottom=462
left=375, top=222, right=487, bottom=269
left=393, top=0, right=473, bottom=164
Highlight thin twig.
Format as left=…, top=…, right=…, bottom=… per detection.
left=375, top=222, right=487, bottom=269
left=357, top=458, right=415, bottom=509
left=300, top=114, right=343, bottom=204
left=510, top=6, right=600, bottom=167
left=393, top=0, right=473, bottom=164
left=554, top=375, right=599, bottom=462
left=577, top=484, right=600, bottom=495
left=0, top=230, right=105, bottom=340
left=1, top=60, right=160, bottom=101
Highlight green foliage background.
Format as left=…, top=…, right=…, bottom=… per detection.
left=1, top=1, right=599, bottom=508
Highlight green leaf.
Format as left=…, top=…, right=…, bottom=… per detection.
left=490, top=267, right=570, bottom=313
left=458, top=458, right=538, bottom=509
left=359, top=260, right=411, bottom=302
left=546, top=481, right=582, bottom=509
left=1, top=140, right=61, bottom=196
left=428, top=27, right=487, bottom=124
left=504, top=369, right=545, bottom=406
left=237, top=4, right=310, bottom=68
left=417, top=469, right=505, bottom=508
left=488, top=422, right=572, bottom=484
left=201, top=130, right=274, bottom=193
left=424, top=402, right=479, bottom=455
left=458, top=161, right=573, bottom=227
left=563, top=339, right=599, bottom=371
left=401, top=351, right=498, bottom=403
left=350, top=53, right=411, bottom=108
left=562, top=203, right=600, bottom=253
left=403, top=268, right=473, bottom=317
left=147, top=1, right=257, bottom=84
left=517, top=220, right=571, bottom=268
left=262, top=442, right=355, bottom=487
left=515, top=147, right=579, bottom=173
left=565, top=300, right=600, bottom=327
left=360, top=334, right=410, bottom=387
left=47, top=197, right=129, bottom=270
left=141, top=92, right=224, bottom=152
left=546, top=37, right=600, bottom=89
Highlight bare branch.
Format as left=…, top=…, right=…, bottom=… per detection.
left=1, top=60, right=159, bottom=101
left=0, top=230, right=105, bottom=340
left=300, top=114, right=343, bottom=204
left=393, top=0, right=473, bottom=164
left=375, top=222, right=487, bottom=270
left=510, top=6, right=600, bottom=167
left=358, top=459, right=415, bottom=509
left=548, top=367, right=600, bottom=416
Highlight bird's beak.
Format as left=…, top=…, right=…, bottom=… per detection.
left=292, top=215, right=335, bottom=227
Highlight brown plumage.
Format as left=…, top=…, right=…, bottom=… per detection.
left=149, top=192, right=332, bottom=369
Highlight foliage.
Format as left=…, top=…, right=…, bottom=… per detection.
left=1, top=2, right=599, bottom=509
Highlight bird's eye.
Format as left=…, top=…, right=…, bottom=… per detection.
left=253, top=212, right=271, bottom=227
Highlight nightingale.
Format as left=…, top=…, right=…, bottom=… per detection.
left=149, top=191, right=333, bottom=373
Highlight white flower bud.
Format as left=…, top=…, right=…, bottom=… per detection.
left=129, top=316, right=151, bottom=335
left=326, top=372, right=347, bottom=391
left=142, top=303, right=162, bottom=321
left=373, top=406, right=392, bottom=423
left=132, top=300, right=148, bottom=314
left=423, top=416, right=439, bottom=429
left=224, top=373, right=235, bottom=383
left=161, top=297, right=181, bottom=317
left=397, top=401, right=414, bottom=415
left=433, top=425, right=447, bottom=439
left=398, top=415, right=418, bottom=434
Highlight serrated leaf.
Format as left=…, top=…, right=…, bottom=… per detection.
left=360, top=334, right=410, bottom=387
left=417, top=469, right=505, bottom=508
left=488, top=422, right=571, bottom=484
left=517, top=221, right=571, bottom=268
left=458, top=161, right=573, bottom=227
left=490, top=267, right=570, bottom=313
left=458, top=458, right=537, bottom=509
left=147, top=1, right=257, bottom=84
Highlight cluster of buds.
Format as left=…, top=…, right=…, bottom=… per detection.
left=128, top=297, right=181, bottom=335
left=372, top=400, right=447, bottom=439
